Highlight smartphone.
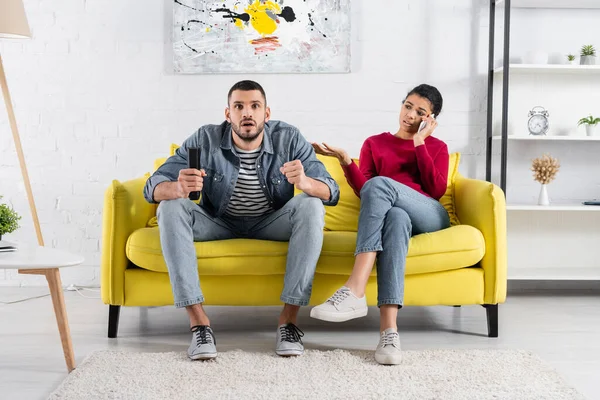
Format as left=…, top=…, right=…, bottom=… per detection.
left=418, top=114, right=436, bottom=133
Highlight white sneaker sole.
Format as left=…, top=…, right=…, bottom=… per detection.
left=375, top=352, right=402, bottom=365
left=276, top=349, right=304, bottom=357
left=189, top=352, right=217, bottom=361
left=310, top=306, right=368, bottom=322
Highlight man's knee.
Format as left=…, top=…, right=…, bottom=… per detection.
left=292, top=195, right=325, bottom=224
left=157, top=198, right=190, bottom=222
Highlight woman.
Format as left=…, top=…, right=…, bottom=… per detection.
left=310, top=84, right=450, bottom=365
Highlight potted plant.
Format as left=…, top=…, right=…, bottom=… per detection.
left=567, top=54, right=576, bottom=65
left=578, top=115, right=600, bottom=136
left=531, top=154, right=560, bottom=206
left=0, top=196, right=21, bottom=241
left=580, top=44, right=596, bottom=65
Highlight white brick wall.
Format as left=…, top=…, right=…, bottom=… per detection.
left=1, top=1, right=599, bottom=286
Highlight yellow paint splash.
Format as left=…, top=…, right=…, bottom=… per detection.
left=245, top=0, right=281, bottom=36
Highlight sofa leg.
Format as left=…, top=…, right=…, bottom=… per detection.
left=108, top=305, right=121, bottom=338
left=484, top=304, right=498, bottom=338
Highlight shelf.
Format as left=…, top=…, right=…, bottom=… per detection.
left=494, top=64, right=600, bottom=74
left=508, top=267, right=600, bottom=280
left=496, top=0, right=600, bottom=8
left=507, top=204, right=600, bottom=211
left=492, top=135, right=600, bottom=141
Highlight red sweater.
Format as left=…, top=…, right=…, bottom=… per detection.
left=342, top=133, right=449, bottom=200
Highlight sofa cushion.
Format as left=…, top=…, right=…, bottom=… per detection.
left=440, top=152, right=461, bottom=226
left=320, top=224, right=484, bottom=276
left=126, top=224, right=484, bottom=276
left=316, top=154, right=361, bottom=232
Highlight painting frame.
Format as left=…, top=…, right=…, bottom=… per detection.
left=172, top=0, right=351, bottom=74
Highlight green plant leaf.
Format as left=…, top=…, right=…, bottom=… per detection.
left=578, top=115, right=599, bottom=126
left=0, top=198, right=21, bottom=236
left=580, top=44, right=596, bottom=57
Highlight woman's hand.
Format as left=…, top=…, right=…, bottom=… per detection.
left=413, top=115, right=438, bottom=146
left=312, top=142, right=352, bottom=166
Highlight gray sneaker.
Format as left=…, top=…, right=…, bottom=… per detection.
left=310, top=286, right=368, bottom=322
left=375, top=328, right=402, bottom=365
left=188, top=325, right=217, bottom=360
left=275, top=323, right=304, bottom=357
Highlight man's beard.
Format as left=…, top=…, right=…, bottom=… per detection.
left=231, top=121, right=265, bottom=142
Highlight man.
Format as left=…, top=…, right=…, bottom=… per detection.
left=143, top=80, right=339, bottom=360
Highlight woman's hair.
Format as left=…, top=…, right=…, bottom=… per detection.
left=405, top=84, right=443, bottom=116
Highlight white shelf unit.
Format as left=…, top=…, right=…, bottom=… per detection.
left=507, top=204, right=600, bottom=211
left=492, top=135, right=600, bottom=141
left=509, top=268, right=600, bottom=280
left=494, top=64, right=600, bottom=74
left=488, top=2, right=600, bottom=281
left=496, top=0, right=600, bottom=8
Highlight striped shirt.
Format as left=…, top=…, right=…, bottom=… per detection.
left=225, top=146, right=274, bottom=217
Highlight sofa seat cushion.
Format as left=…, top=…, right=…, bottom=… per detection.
left=126, top=224, right=484, bottom=276
left=127, top=228, right=289, bottom=275
left=320, top=225, right=484, bottom=275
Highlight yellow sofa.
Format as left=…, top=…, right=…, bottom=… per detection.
left=101, top=153, right=507, bottom=338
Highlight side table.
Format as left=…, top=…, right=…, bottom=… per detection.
left=0, top=245, right=84, bottom=372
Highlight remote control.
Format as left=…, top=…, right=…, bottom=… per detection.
left=582, top=200, right=600, bottom=206
left=188, top=147, right=201, bottom=201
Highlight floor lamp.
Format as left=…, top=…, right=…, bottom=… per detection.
left=0, top=0, right=44, bottom=246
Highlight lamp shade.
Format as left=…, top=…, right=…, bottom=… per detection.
left=0, top=0, right=31, bottom=39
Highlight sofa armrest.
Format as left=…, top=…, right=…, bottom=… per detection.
left=454, top=175, right=507, bottom=304
left=101, top=174, right=157, bottom=305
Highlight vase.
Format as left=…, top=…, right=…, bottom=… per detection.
left=580, top=56, right=596, bottom=65
left=538, top=184, right=550, bottom=206
left=585, top=124, right=597, bottom=137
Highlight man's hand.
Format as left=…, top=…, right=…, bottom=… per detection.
left=280, top=160, right=311, bottom=192
left=176, top=168, right=206, bottom=198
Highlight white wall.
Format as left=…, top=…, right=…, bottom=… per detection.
left=0, top=0, right=597, bottom=286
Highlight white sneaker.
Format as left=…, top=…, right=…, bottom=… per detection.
left=310, top=286, right=367, bottom=322
left=375, top=328, right=402, bottom=365
left=187, top=325, right=217, bottom=360
left=275, top=323, right=304, bottom=357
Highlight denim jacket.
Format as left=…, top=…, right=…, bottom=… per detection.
left=143, top=120, right=340, bottom=217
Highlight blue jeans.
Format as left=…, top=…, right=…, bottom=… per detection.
left=356, top=177, right=450, bottom=307
left=156, top=193, right=325, bottom=308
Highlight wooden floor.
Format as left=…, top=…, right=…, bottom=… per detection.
left=1, top=287, right=599, bottom=399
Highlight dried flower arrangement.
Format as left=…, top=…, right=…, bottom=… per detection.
left=531, top=154, right=560, bottom=185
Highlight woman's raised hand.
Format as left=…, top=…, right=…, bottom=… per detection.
left=312, top=142, right=352, bottom=166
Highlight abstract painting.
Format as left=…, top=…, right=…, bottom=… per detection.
left=173, top=0, right=351, bottom=74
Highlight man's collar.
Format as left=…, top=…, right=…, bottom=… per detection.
left=221, top=122, right=273, bottom=154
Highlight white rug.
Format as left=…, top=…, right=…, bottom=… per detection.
left=48, top=349, right=584, bottom=400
